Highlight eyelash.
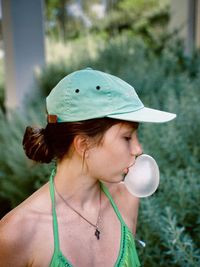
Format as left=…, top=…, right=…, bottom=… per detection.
left=124, top=137, right=132, bottom=141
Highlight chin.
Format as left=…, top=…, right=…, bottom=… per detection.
left=104, top=175, right=125, bottom=184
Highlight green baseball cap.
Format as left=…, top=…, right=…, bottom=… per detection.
left=46, top=68, right=176, bottom=123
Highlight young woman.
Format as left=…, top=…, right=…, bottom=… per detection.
left=0, top=68, right=176, bottom=267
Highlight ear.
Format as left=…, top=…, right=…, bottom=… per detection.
left=73, top=135, right=89, bottom=157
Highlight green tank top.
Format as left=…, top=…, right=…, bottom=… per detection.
left=49, top=170, right=141, bottom=267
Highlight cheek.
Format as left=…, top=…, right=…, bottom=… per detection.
left=90, top=148, right=112, bottom=166
left=100, top=143, right=130, bottom=167
left=87, top=141, right=131, bottom=171
left=86, top=147, right=113, bottom=174
left=86, top=148, right=106, bottom=168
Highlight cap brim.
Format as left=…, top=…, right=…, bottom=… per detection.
left=107, top=107, right=176, bottom=123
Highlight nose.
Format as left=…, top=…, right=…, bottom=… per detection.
left=130, top=134, right=143, bottom=157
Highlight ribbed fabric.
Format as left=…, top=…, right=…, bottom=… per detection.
left=49, top=170, right=140, bottom=267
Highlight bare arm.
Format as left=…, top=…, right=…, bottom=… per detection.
left=0, top=212, right=29, bottom=267
left=129, top=196, right=139, bottom=235
left=107, top=182, right=140, bottom=234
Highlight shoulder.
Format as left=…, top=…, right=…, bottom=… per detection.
left=105, top=182, right=140, bottom=233
left=104, top=181, right=140, bottom=209
left=0, top=205, right=32, bottom=240
left=0, top=206, right=33, bottom=266
left=0, top=182, right=51, bottom=266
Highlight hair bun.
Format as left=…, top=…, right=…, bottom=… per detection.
left=22, top=126, right=53, bottom=163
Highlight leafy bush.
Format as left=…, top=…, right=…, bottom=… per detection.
left=0, top=82, right=5, bottom=112
left=0, top=34, right=200, bottom=266
left=0, top=59, right=5, bottom=112
left=0, top=105, right=52, bottom=208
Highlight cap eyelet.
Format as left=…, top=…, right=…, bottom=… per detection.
left=96, top=86, right=101, bottom=90
left=75, top=89, right=80, bottom=93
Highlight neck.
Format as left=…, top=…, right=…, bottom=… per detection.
left=53, top=156, right=100, bottom=209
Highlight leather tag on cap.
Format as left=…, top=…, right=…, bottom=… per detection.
left=47, top=114, right=58, bottom=123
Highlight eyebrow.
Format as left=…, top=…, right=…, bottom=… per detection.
left=122, top=126, right=139, bottom=136
left=124, top=122, right=139, bottom=131
left=132, top=122, right=139, bottom=129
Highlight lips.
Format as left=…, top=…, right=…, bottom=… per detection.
left=124, top=162, right=135, bottom=174
left=128, top=161, right=135, bottom=168
left=122, top=161, right=135, bottom=179
left=124, top=168, right=129, bottom=174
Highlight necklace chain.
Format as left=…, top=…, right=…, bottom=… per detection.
left=54, top=183, right=102, bottom=240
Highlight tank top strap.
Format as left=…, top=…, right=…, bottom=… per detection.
left=100, top=182, right=126, bottom=226
left=49, top=168, right=60, bottom=253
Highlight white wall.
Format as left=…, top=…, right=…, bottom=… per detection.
left=2, top=0, right=45, bottom=110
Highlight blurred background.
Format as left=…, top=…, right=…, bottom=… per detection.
left=0, top=0, right=200, bottom=266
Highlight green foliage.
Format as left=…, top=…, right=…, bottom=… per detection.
left=36, top=61, right=70, bottom=97
left=45, top=0, right=171, bottom=53
left=0, top=34, right=200, bottom=266
left=0, top=82, right=5, bottom=112
left=0, top=59, right=5, bottom=112
left=45, top=0, right=94, bottom=40
left=0, top=105, right=52, bottom=208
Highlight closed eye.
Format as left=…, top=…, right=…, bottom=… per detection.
left=124, top=137, right=132, bottom=141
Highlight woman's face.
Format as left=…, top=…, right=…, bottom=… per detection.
left=86, top=122, right=143, bottom=183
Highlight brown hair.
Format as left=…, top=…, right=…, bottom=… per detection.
left=22, top=118, right=126, bottom=163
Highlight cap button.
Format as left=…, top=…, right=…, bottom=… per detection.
left=85, top=67, right=93, bottom=70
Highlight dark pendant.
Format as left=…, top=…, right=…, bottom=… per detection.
left=95, top=228, right=100, bottom=240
